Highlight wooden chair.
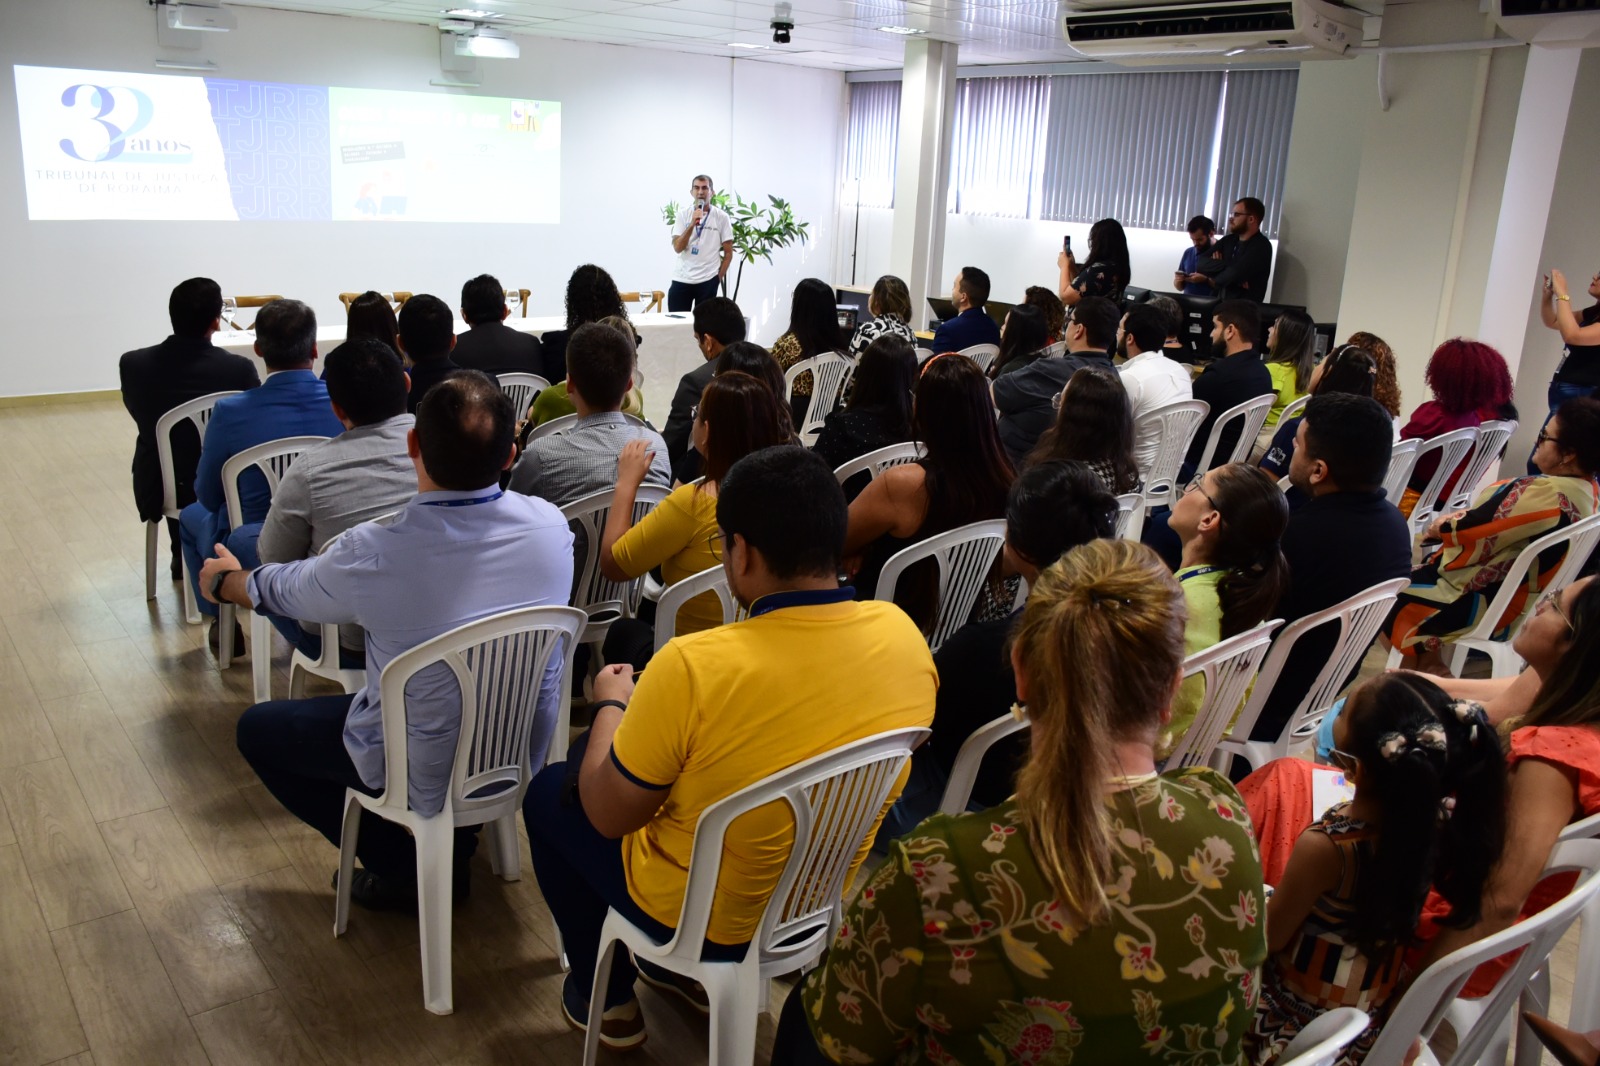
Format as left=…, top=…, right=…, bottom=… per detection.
left=504, top=288, right=531, bottom=317
left=338, top=291, right=413, bottom=313
left=220, top=295, right=282, bottom=331
left=620, top=290, right=666, bottom=314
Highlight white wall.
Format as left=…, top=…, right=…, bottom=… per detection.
left=0, top=0, right=845, bottom=396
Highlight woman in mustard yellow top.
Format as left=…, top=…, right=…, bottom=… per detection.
left=598, top=371, right=792, bottom=666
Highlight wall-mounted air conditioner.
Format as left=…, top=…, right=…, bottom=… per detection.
left=1493, top=0, right=1600, bottom=43
left=1061, top=0, right=1364, bottom=60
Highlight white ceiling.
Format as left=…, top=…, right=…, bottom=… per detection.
left=223, top=0, right=1097, bottom=70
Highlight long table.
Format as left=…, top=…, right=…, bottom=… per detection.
left=213, top=312, right=703, bottom=427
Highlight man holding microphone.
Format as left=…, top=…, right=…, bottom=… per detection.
left=667, top=174, right=734, bottom=312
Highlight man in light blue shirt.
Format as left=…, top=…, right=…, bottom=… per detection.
left=206, top=372, right=574, bottom=910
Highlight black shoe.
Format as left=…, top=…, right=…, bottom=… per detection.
left=207, top=617, right=245, bottom=658
left=330, top=863, right=472, bottom=912
left=170, top=559, right=183, bottom=582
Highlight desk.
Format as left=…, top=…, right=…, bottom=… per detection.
left=213, top=313, right=704, bottom=427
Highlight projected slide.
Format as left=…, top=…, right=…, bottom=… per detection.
left=12, top=65, right=560, bottom=223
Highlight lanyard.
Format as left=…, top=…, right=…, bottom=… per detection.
left=1179, top=565, right=1224, bottom=582
left=419, top=491, right=503, bottom=508
left=748, top=586, right=856, bottom=618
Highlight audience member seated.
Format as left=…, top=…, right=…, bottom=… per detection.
left=1396, top=337, right=1518, bottom=516
left=811, top=336, right=917, bottom=493
left=1059, top=216, right=1131, bottom=306
left=525, top=446, right=936, bottom=1050
left=1148, top=293, right=1192, bottom=365
left=508, top=322, right=669, bottom=506
left=215, top=373, right=574, bottom=910
left=713, top=341, right=793, bottom=429
left=449, top=273, right=544, bottom=377
left=662, top=296, right=744, bottom=473
left=1026, top=366, right=1140, bottom=494
left=1346, top=330, right=1402, bottom=420
left=1385, top=396, right=1600, bottom=673
left=397, top=295, right=462, bottom=414
left=845, top=354, right=1014, bottom=631
left=1022, top=284, right=1066, bottom=344
left=930, top=266, right=1001, bottom=354
left=522, top=313, right=647, bottom=432
left=889, top=460, right=1116, bottom=833
left=1118, top=303, right=1194, bottom=478
left=845, top=273, right=916, bottom=358
left=535, top=263, right=629, bottom=385
left=992, top=294, right=1120, bottom=464
left=1184, top=299, right=1273, bottom=482
left=178, top=298, right=344, bottom=652
left=1260, top=344, right=1379, bottom=484
left=1261, top=308, right=1317, bottom=433
left=1243, top=673, right=1505, bottom=1064
left=1251, top=394, right=1412, bottom=744
left=255, top=339, right=417, bottom=666
left=771, top=277, right=848, bottom=429
left=1166, top=462, right=1289, bottom=756
left=986, top=302, right=1051, bottom=379
left=774, top=539, right=1267, bottom=1065
left=120, top=276, right=260, bottom=581
left=598, top=372, right=791, bottom=669
left=343, top=290, right=401, bottom=353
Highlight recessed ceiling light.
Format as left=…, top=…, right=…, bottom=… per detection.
left=877, top=25, right=927, bottom=35
left=444, top=8, right=503, bottom=18
left=728, top=41, right=771, bottom=48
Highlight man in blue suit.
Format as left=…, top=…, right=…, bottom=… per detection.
left=930, top=266, right=1002, bottom=354
left=179, top=298, right=345, bottom=649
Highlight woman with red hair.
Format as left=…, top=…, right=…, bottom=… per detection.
left=1397, top=338, right=1518, bottom=517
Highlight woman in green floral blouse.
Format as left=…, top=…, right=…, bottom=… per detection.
left=775, top=538, right=1268, bottom=1065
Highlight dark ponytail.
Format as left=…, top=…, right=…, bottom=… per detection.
left=1206, top=464, right=1290, bottom=638
left=1432, top=695, right=1508, bottom=930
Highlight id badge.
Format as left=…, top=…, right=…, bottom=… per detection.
left=690, top=245, right=700, bottom=256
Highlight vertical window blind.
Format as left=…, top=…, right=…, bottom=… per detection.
left=842, top=80, right=900, bottom=209
left=948, top=76, right=1053, bottom=219
left=1207, top=69, right=1299, bottom=238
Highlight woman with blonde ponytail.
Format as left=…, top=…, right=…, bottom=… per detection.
left=774, top=540, right=1268, bottom=1065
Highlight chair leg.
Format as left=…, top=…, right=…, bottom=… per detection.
left=487, top=815, right=520, bottom=882
left=219, top=603, right=236, bottom=669
left=144, top=521, right=158, bottom=601
left=333, top=791, right=363, bottom=937
left=701, top=962, right=762, bottom=1066
left=288, top=658, right=308, bottom=699
left=250, top=611, right=273, bottom=703
left=1514, top=969, right=1552, bottom=1066
left=414, top=817, right=455, bottom=1015
left=182, top=557, right=201, bottom=625
left=583, top=936, right=621, bottom=1066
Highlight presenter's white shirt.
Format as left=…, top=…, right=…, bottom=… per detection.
left=1120, top=349, right=1194, bottom=479
left=672, top=206, right=733, bottom=284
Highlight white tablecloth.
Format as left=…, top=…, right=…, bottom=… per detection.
left=213, top=312, right=703, bottom=427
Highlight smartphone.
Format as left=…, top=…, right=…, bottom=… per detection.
left=1064, top=235, right=1072, bottom=255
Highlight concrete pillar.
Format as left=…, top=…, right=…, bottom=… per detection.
left=889, top=38, right=958, bottom=329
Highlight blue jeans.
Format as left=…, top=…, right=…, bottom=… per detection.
left=1529, top=380, right=1599, bottom=474
left=178, top=510, right=261, bottom=618
left=667, top=277, right=720, bottom=312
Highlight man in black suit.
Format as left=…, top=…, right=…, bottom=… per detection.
left=663, top=296, right=745, bottom=474
left=450, top=274, right=544, bottom=378
left=119, top=277, right=260, bottom=579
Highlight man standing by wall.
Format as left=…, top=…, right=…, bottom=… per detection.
left=1188, top=197, right=1273, bottom=303
left=667, top=174, right=734, bottom=312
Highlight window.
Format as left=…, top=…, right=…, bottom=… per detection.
left=948, top=76, right=1053, bottom=219
left=1207, top=69, right=1298, bottom=238
left=843, top=80, right=900, bottom=209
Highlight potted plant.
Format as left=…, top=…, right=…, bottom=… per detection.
left=662, top=191, right=810, bottom=303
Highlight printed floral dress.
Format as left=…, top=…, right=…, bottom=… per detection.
left=800, top=768, right=1267, bottom=1064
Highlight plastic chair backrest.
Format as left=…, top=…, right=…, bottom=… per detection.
left=657, top=726, right=929, bottom=971
left=876, top=519, right=1007, bottom=652
left=1226, top=577, right=1410, bottom=763
left=559, top=485, right=671, bottom=631
left=1447, top=419, right=1519, bottom=512
left=1041, top=340, right=1067, bottom=358
left=785, top=352, right=857, bottom=444
left=831, top=441, right=926, bottom=487
left=1453, top=512, right=1600, bottom=649
left=1278, top=393, right=1310, bottom=426
left=1276, top=1007, right=1371, bottom=1066
left=1408, top=426, right=1479, bottom=537
left=958, top=343, right=1000, bottom=373
left=1134, top=398, right=1210, bottom=510
left=1114, top=492, right=1145, bottom=540
left=914, top=346, right=935, bottom=364
left=371, top=605, right=585, bottom=820
left=1365, top=839, right=1600, bottom=1066
left=653, top=566, right=747, bottom=653
left=1164, top=619, right=1281, bottom=769
left=1382, top=438, right=1423, bottom=505
left=525, top=413, right=579, bottom=442
left=221, top=435, right=330, bottom=530
left=154, top=390, right=240, bottom=519
left=938, top=711, right=1029, bottom=815
left=1191, top=392, right=1277, bottom=475
left=1561, top=809, right=1600, bottom=1034
left=496, top=372, right=551, bottom=416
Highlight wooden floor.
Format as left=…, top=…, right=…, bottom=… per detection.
left=0, top=398, right=1577, bottom=1066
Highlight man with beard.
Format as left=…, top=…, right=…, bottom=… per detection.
left=1187, top=197, right=1273, bottom=303
left=1118, top=303, right=1192, bottom=480
left=1182, top=299, right=1272, bottom=482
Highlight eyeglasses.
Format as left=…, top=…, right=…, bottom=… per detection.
left=1537, top=429, right=1562, bottom=449
left=1536, top=588, right=1574, bottom=634
left=707, top=531, right=725, bottom=561
left=1328, top=748, right=1359, bottom=775
left=1184, top=476, right=1220, bottom=513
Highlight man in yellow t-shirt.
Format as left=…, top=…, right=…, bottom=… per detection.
left=524, top=446, right=937, bottom=1050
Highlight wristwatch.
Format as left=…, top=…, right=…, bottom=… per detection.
left=209, top=568, right=234, bottom=603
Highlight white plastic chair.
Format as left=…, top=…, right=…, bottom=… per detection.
left=1216, top=577, right=1409, bottom=773
left=220, top=436, right=330, bottom=698
left=1041, top=340, right=1067, bottom=358
left=653, top=566, right=747, bottom=654
left=1114, top=491, right=1145, bottom=540
left=524, top=411, right=649, bottom=444
left=784, top=352, right=856, bottom=447
left=938, top=710, right=1029, bottom=815
left=1191, top=392, right=1277, bottom=476
left=1446, top=419, right=1518, bottom=512
left=148, top=390, right=241, bottom=621
left=1407, top=427, right=1480, bottom=540
left=334, top=604, right=585, bottom=1015
left=582, top=726, right=930, bottom=1066
left=832, top=441, right=926, bottom=487
left=1513, top=809, right=1600, bottom=1066
left=1163, top=619, right=1282, bottom=770
left=1382, top=437, right=1423, bottom=506
left=495, top=371, right=550, bottom=416
left=875, top=519, right=1006, bottom=653
left=1364, top=839, right=1600, bottom=1066
left=914, top=346, right=935, bottom=364
left=1134, top=398, right=1209, bottom=511
left=1277, top=393, right=1311, bottom=426
left=958, top=342, right=1000, bottom=374
left=1277, top=1006, right=1372, bottom=1066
